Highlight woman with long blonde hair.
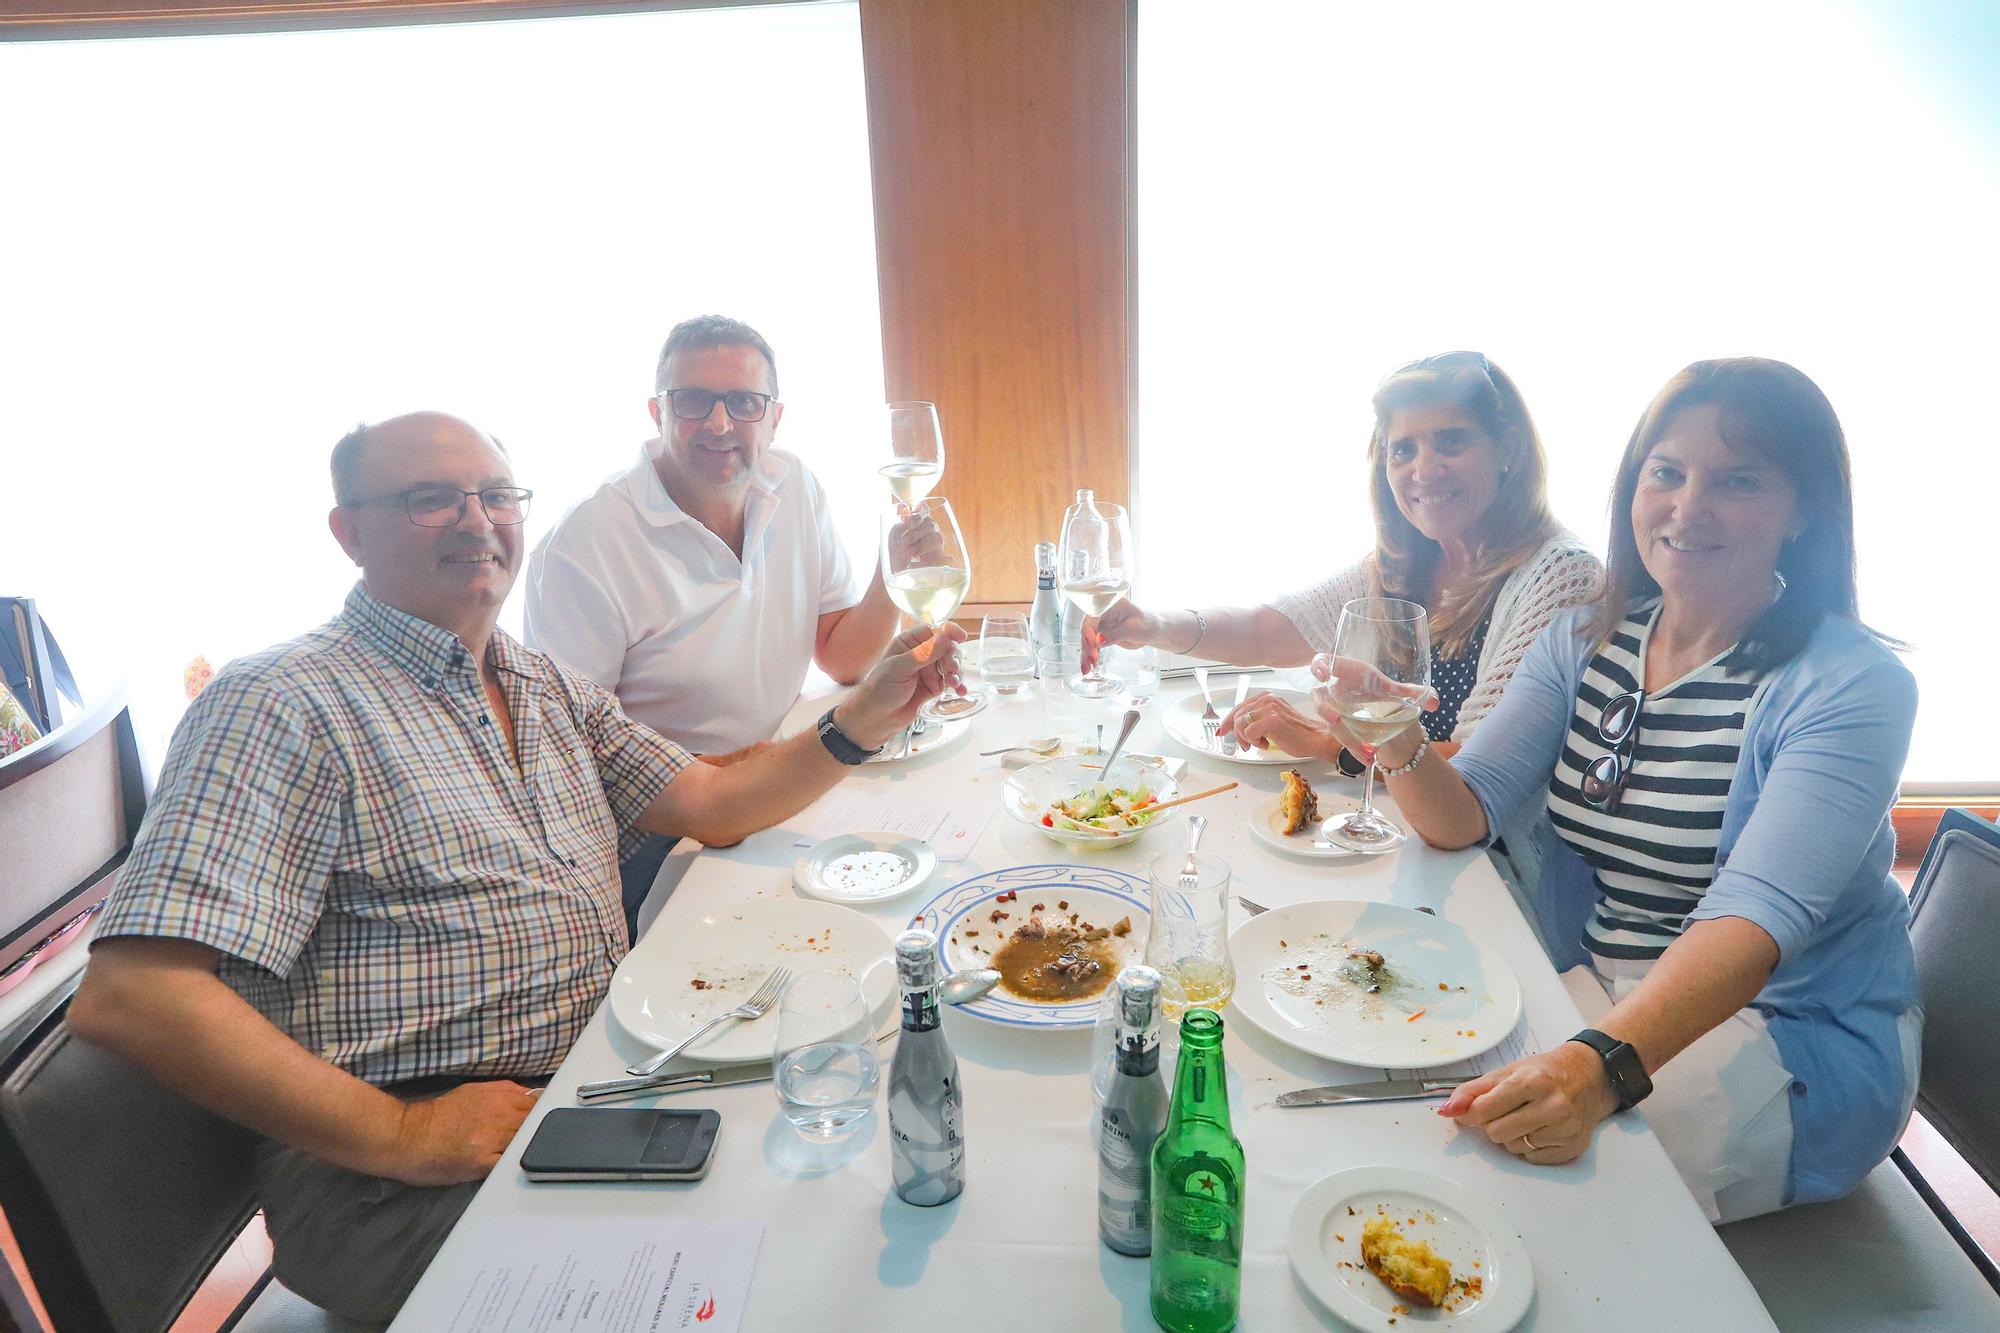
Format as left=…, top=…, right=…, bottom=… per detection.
left=1092, top=351, right=1600, bottom=761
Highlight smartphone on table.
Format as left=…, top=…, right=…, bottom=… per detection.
left=520, top=1107, right=721, bottom=1182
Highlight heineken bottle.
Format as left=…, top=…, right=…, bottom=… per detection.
left=1148, top=1008, right=1243, bottom=1333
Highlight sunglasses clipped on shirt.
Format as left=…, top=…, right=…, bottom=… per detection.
left=1580, top=687, right=1645, bottom=811
left=657, top=387, right=775, bottom=423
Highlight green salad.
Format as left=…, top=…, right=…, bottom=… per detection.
left=1042, top=784, right=1160, bottom=831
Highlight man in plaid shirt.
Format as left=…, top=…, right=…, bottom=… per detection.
left=69, top=412, right=963, bottom=1321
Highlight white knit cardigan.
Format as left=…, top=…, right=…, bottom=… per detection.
left=1270, top=531, right=1604, bottom=741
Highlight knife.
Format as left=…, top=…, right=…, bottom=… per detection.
left=576, top=1030, right=898, bottom=1103
left=1275, top=1077, right=1460, bottom=1107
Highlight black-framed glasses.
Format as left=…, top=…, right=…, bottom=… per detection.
left=657, top=387, right=775, bottom=423
left=347, top=485, right=534, bottom=527
left=1580, top=687, right=1644, bottom=811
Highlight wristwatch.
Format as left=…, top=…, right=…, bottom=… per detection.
left=1567, top=1028, right=1653, bottom=1110
left=815, top=707, right=883, bottom=766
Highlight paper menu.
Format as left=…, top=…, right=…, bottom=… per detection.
left=792, top=791, right=993, bottom=862
left=426, top=1217, right=761, bottom=1333
left=1412, top=1020, right=1546, bottom=1083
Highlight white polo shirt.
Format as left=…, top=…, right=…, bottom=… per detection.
left=524, top=441, right=862, bottom=755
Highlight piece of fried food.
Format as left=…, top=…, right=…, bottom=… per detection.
left=1361, top=1214, right=1452, bottom=1308
left=1279, top=768, right=1320, bottom=835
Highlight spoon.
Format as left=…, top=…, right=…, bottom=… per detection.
left=940, top=968, right=1001, bottom=1005
left=1095, top=708, right=1143, bottom=792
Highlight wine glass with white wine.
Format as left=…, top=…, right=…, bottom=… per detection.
left=1310, top=598, right=1431, bottom=853
left=881, top=496, right=973, bottom=728
left=880, top=401, right=944, bottom=505
left=1057, top=489, right=1131, bottom=699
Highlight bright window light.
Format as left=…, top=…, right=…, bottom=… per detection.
left=0, top=2, right=884, bottom=761
left=1137, top=0, right=2000, bottom=785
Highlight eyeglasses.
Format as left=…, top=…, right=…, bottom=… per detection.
left=1580, top=687, right=1644, bottom=811
left=346, top=485, right=534, bottom=527
left=657, top=387, right=775, bottom=423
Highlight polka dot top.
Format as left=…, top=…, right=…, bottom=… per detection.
left=1425, top=617, right=1490, bottom=742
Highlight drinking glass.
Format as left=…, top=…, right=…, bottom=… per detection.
left=773, top=970, right=881, bottom=1141
left=881, top=496, right=973, bottom=721
left=1036, top=642, right=1095, bottom=741
left=1057, top=491, right=1132, bottom=699
left=1310, top=597, right=1431, bottom=853
left=1104, top=644, right=1161, bottom=705
left=880, top=401, right=944, bottom=505
left=980, top=612, right=1033, bottom=696
left=1144, top=849, right=1235, bottom=1020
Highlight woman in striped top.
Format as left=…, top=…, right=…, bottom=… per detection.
left=1317, top=359, right=1919, bottom=1223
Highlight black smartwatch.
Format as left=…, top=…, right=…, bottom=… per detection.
left=1567, top=1028, right=1653, bottom=1110
left=815, top=707, right=883, bottom=766
left=1336, top=747, right=1368, bottom=778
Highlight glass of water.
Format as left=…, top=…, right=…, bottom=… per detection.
left=980, top=612, right=1034, bottom=696
left=773, top=970, right=881, bottom=1141
left=1104, top=644, right=1161, bottom=705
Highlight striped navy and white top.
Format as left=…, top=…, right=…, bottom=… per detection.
left=1547, top=602, right=1765, bottom=963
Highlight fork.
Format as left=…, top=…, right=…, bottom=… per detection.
left=1179, top=814, right=1208, bottom=893
left=1195, top=667, right=1221, bottom=751
left=626, top=965, right=791, bottom=1076
left=1222, top=672, right=1252, bottom=755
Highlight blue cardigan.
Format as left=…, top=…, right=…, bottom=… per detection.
left=1454, top=606, right=1919, bottom=1206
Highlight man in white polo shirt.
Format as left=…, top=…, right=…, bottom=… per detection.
left=525, top=315, right=906, bottom=930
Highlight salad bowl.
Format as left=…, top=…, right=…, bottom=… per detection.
left=1000, top=753, right=1184, bottom=850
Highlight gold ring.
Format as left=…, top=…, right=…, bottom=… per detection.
left=1522, top=1132, right=1541, bottom=1152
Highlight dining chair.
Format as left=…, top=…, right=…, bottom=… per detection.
left=1718, top=808, right=2000, bottom=1329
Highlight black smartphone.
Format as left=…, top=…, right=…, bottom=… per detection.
left=520, top=1107, right=721, bottom=1182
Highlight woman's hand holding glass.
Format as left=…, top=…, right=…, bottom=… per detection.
left=1080, top=596, right=1167, bottom=672
left=1308, top=654, right=1438, bottom=769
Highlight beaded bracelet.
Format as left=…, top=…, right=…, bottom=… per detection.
left=1379, top=734, right=1430, bottom=778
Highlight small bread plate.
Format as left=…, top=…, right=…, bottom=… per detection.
left=1289, top=1165, right=1533, bottom=1331
left=1249, top=793, right=1364, bottom=861
left=793, top=832, right=937, bottom=905
left=864, top=714, right=972, bottom=764
left=1001, top=753, right=1184, bottom=850
left=1000, top=742, right=1188, bottom=780
left=1229, top=901, right=1522, bottom=1069
left=908, top=863, right=1149, bottom=1028
left=1162, top=688, right=1322, bottom=766
left=610, top=900, right=895, bottom=1064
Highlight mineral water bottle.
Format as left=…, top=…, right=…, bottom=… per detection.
left=1097, top=965, right=1169, bottom=1255
left=887, top=929, right=965, bottom=1206
left=1149, top=1008, right=1243, bottom=1332
left=1030, top=540, right=1063, bottom=675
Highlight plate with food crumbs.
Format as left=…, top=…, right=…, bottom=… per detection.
left=908, top=863, right=1149, bottom=1028
left=1288, top=1166, right=1532, bottom=1331
left=793, top=831, right=937, bottom=905
left=610, top=900, right=895, bottom=1063
left=1248, top=782, right=1365, bottom=862
left=1228, top=901, right=1521, bottom=1068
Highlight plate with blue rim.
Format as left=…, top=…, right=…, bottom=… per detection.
left=907, top=863, right=1151, bottom=1028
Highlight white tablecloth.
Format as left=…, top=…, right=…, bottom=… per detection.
left=393, top=676, right=1773, bottom=1331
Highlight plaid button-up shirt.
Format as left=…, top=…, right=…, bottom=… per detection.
left=96, top=584, right=692, bottom=1084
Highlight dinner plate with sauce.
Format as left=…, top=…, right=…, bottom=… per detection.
left=907, top=863, right=1151, bottom=1028
left=792, top=831, right=937, bottom=905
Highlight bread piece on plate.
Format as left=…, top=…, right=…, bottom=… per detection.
left=1279, top=768, right=1320, bottom=835
left=1360, top=1214, right=1452, bottom=1308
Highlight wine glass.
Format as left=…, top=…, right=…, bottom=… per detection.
left=773, top=970, right=881, bottom=1141
left=881, top=496, right=973, bottom=724
left=1144, top=844, right=1235, bottom=1021
left=881, top=401, right=944, bottom=505
left=1310, top=598, right=1431, bottom=853
left=1057, top=490, right=1131, bottom=699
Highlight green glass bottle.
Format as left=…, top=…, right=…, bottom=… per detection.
left=1148, top=1008, right=1244, bottom=1332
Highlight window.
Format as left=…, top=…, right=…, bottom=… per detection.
left=0, top=1, right=885, bottom=759
left=1137, top=0, right=2000, bottom=785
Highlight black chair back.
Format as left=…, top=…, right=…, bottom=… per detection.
left=0, top=597, right=80, bottom=734
left=0, top=1006, right=261, bottom=1333
left=1907, top=808, right=2000, bottom=1192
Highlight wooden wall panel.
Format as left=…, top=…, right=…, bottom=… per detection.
left=859, top=0, right=1133, bottom=603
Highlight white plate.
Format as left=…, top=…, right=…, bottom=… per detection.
left=1000, top=742, right=1188, bottom=780
left=1248, top=794, right=1364, bottom=861
left=1289, top=1166, right=1533, bottom=1331
left=610, top=900, right=895, bottom=1064
left=1162, top=687, right=1323, bottom=766
left=792, top=832, right=937, bottom=905
left=864, top=714, right=972, bottom=763
left=907, top=864, right=1150, bottom=1028
left=1229, top=901, right=1522, bottom=1069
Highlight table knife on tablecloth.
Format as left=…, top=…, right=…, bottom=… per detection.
left=1274, top=1077, right=1460, bottom=1107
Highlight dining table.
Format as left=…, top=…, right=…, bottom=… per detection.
left=391, top=663, right=1775, bottom=1331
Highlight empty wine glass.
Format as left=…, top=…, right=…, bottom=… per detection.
left=1058, top=489, right=1131, bottom=699
left=774, top=970, right=881, bottom=1141
left=980, top=611, right=1033, bottom=696
left=880, top=401, right=944, bottom=505
left=882, top=496, right=973, bottom=724
left=1310, top=598, right=1431, bottom=853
